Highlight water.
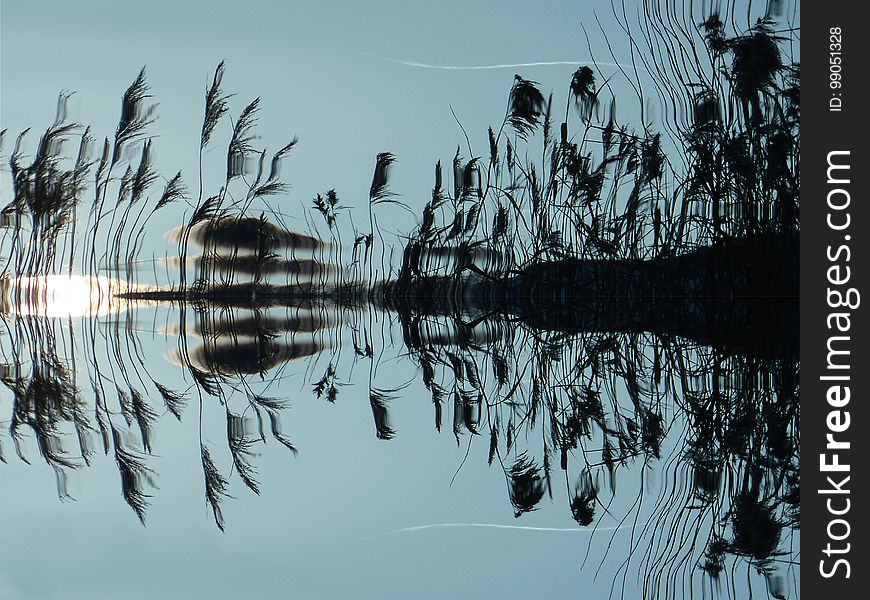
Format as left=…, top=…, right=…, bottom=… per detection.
left=1, top=1, right=800, bottom=598
left=0, top=291, right=799, bottom=598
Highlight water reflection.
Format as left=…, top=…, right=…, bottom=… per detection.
left=0, top=296, right=798, bottom=595
left=166, top=306, right=332, bottom=375
left=1, top=2, right=800, bottom=597
left=0, top=274, right=143, bottom=317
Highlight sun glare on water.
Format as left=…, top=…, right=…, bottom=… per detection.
left=0, top=275, right=135, bottom=317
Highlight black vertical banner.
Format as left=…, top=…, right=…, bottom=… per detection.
left=802, top=2, right=869, bottom=597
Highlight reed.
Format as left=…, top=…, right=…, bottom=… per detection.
left=0, top=4, right=798, bottom=595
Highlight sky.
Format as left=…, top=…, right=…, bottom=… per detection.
left=1, top=0, right=648, bottom=252
left=0, top=1, right=799, bottom=598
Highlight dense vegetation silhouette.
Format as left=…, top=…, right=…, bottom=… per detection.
left=1, top=3, right=799, bottom=598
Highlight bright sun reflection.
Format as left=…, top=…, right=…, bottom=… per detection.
left=0, top=275, right=137, bottom=317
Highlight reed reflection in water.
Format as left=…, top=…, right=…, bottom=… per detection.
left=0, top=1, right=799, bottom=596
left=0, top=290, right=798, bottom=598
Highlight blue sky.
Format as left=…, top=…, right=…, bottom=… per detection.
left=1, top=1, right=639, bottom=249
left=0, top=4, right=649, bottom=596
left=0, top=2, right=799, bottom=598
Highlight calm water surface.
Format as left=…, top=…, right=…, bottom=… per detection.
left=1, top=1, right=800, bottom=598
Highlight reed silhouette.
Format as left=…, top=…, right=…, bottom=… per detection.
left=1, top=3, right=799, bottom=598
